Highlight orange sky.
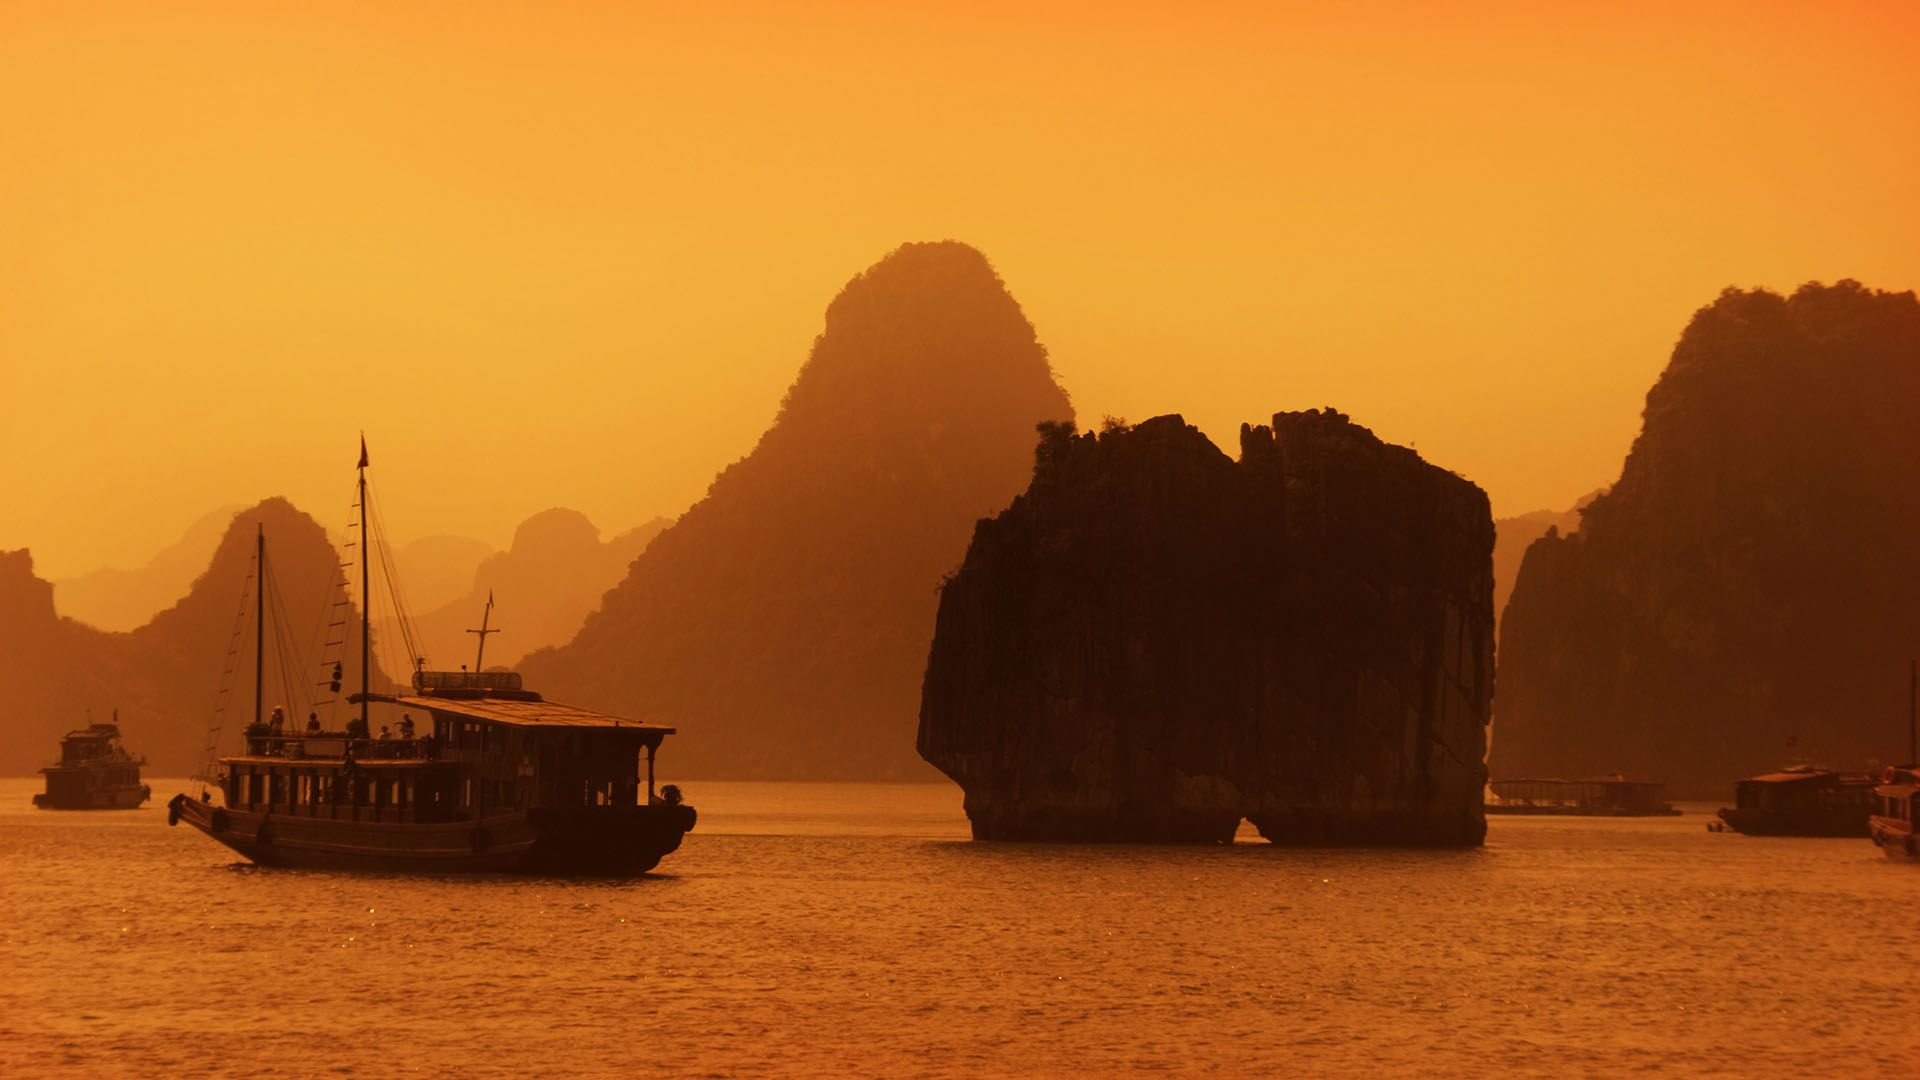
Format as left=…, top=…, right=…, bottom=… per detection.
left=3, top=1, right=1916, bottom=578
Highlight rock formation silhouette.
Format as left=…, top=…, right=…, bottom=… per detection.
left=411, top=510, right=668, bottom=670
left=2, top=499, right=389, bottom=775
left=1493, top=492, right=1599, bottom=634
left=1495, top=281, right=1920, bottom=793
left=394, top=534, right=496, bottom=615
left=918, top=412, right=1494, bottom=844
left=521, top=241, right=1074, bottom=777
left=52, top=504, right=242, bottom=631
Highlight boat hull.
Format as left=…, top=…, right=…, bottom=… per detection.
left=1868, top=815, right=1919, bottom=862
left=167, top=794, right=695, bottom=874
left=34, top=783, right=151, bottom=810
left=1715, top=806, right=1867, bottom=837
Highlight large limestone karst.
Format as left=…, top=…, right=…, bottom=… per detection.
left=520, top=241, right=1074, bottom=778
left=1495, top=281, right=1920, bottom=793
left=917, top=411, right=1494, bottom=845
left=2, top=498, right=388, bottom=776
left=410, top=509, right=669, bottom=671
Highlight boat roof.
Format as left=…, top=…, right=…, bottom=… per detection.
left=391, top=694, right=676, bottom=734
left=1743, top=770, right=1872, bottom=784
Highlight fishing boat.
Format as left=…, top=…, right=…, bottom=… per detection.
left=1867, top=662, right=1920, bottom=862
left=1486, top=775, right=1679, bottom=816
left=1711, top=766, right=1874, bottom=837
left=1869, top=766, right=1920, bottom=862
left=167, top=441, right=696, bottom=873
left=34, top=716, right=151, bottom=810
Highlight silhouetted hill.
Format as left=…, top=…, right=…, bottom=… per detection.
left=522, top=240, right=1074, bottom=778
left=2, top=499, right=389, bottom=775
left=395, top=534, right=496, bottom=615
left=52, top=504, right=243, bottom=631
left=1495, top=281, right=1920, bottom=793
left=1492, top=491, right=1601, bottom=634
left=411, top=510, right=668, bottom=669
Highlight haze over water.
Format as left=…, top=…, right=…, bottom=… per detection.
left=3, top=780, right=1914, bottom=1077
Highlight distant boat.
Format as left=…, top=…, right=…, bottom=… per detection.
left=1485, top=775, right=1679, bottom=816
left=1869, top=766, right=1920, bottom=861
left=1867, top=662, right=1920, bottom=861
left=166, top=441, right=696, bottom=874
left=35, top=716, right=151, bottom=810
left=1711, top=766, right=1874, bottom=837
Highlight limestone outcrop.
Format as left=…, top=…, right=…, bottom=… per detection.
left=1495, top=282, right=1920, bottom=793
left=918, top=411, right=1494, bottom=844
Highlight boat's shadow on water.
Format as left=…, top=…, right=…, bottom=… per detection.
left=215, top=862, right=685, bottom=886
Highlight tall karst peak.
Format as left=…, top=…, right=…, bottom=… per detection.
left=769, top=240, right=1061, bottom=443
left=521, top=241, right=1073, bottom=778
left=0, top=496, right=381, bottom=775
left=1495, top=280, right=1920, bottom=792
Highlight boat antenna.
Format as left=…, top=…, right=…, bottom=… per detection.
left=358, top=435, right=371, bottom=732
left=466, top=590, right=500, bottom=682
left=255, top=523, right=265, bottom=731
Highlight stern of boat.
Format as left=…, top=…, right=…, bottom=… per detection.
left=524, top=802, right=697, bottom=874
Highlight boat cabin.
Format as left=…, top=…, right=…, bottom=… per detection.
left=1730, top=768, right=1874, bottom=815
left=220, top=671, right=677, bottom=826
left=1874, top=767, right=1920, bottom=828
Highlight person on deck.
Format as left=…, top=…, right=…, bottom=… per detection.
left=306, top=713, right=321, bottom=735
left=398, top=714, right=415, bottom=740
left=378, top=724, right=392, bottom=741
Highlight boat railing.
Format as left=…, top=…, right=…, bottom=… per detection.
left=244, top=734, right=441, bottom=761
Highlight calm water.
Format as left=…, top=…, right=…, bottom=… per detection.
left=2, top=777, right=1916, bottom=1078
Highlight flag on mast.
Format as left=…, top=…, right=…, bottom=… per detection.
left=357, top=435, right=369, bottom=470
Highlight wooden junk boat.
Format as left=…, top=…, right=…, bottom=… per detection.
left=35, top=717, right=151, bottom=810
left=1867, top=670, right=1920, bottom=862
left=167, top=442, right=695, bottom=873
left=1869, top=765, right=1920, bottom=862
left=1711, top=766, right=1874, bottom=837
left=167, top=670, right=695, bottom=873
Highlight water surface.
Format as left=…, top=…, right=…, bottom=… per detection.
left=2, top=778, right=1915, bottom=1077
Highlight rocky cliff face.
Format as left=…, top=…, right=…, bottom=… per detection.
left=520, top=241, right=1074, bottom=778
left=1493, top=494, right=1598, bottom=634
left=1495, top=282, right=1920, bottom=793
left=918, top=411, right=1494, bottom=845
left=411, top=509, right=668, bottom=670
left=1, top=499, right=385, bottom=775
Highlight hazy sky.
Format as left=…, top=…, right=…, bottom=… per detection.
left=4, top=1, right=1916, bottom=577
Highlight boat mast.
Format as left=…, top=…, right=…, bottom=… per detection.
left=255, top=523, right=265, bottom=730
left=359, top=436, right=370, bottom=733
left=1909, top=658, right=1916, bottom=766
left=466, top=591, right=499, bottom=682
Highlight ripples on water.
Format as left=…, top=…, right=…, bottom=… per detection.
left=1, top=778, right=1915, bottom=1077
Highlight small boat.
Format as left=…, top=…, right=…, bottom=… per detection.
left=1869, top=765, right=1920, bottom=861
left=1713, top=766, right=1874, bottom=837
left=35, top=716, right=151, bottom=810
left=1868, top=663, right=1920, bottom=861
left=1486, top=775, right=1680, bottom=816
left=167, top=441, right=696, bottom=873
